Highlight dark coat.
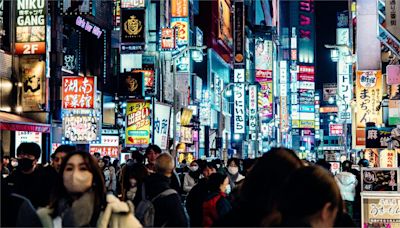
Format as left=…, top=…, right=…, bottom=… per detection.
left=142, top=173, right=188, bottom=227
left=185, top=178, right=209, bottom=227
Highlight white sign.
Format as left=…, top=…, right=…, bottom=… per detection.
left=200, top=91, right=211, bottom=126
left=100, top=135, right=119, bottom=146
left=298, top=81, right=315, bottom=90
left=234, top=69, right=245, bottom=83
left=153, top=103, right=171, bottom=150
left=234, top=83, right=245, bottom=134
left=280, top=61, right=288, bottom=96
left=62, top=110, right=101, bottom=144
left=249, top=85, right=257, bottom=131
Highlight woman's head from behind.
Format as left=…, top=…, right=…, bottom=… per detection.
left=279, top=165, right=341, bottom=227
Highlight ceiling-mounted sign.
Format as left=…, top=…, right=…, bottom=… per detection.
left=234, top=0, right=244, bottom=65
left=121, top=0, right=145, bottom=8
left=62, top=76, right=96, bottom=109
left=171, top=0, right=188, bottom=17
left=120, top=9, right=145, bottom=51
left=61, top=0, right=92, bottom=15
left=75, top=16, right=103, bottom=39
left=161, top=28, right=176, bottom=50
left=15, top=0, right=46, bottom=54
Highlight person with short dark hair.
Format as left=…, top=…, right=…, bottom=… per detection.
left=6, top=142, right=49, bottom=208
left=51, top=145, right=76, bottom=173
left=335, top=160, right=358, bottom=219
left=145, top=144, right=162, bottom=173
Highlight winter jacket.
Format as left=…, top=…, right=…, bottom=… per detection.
left=183, top=172, right=197, bottom=193
left=186, top=178, right=209, bottom=227
left=202, top=192, right=232, bottom=227
left=138, top=173, right=188, bottom=227
left=335, top=171, right=358, bottom=202
left=36, top=193, right=142, bottom=228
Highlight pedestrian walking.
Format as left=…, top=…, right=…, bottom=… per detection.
left=226, top=158, right=245, bottom=191
left=183, top=161, right=200, bottom=193
left=335, top=160, right=358, bottom=219
left=36, top=151, right=142, bottom=227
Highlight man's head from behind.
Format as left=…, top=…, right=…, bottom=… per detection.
left=155, top=153, right=175, bottom=177
left=52, top=145, right=76, bottom=172
left=16, top=142, right=42, bottom=173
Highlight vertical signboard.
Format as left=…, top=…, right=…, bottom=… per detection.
left=297, top=0, right=315, bottom=64
left=161, top=28, right=176, bottom=50
left=153, top=103, right=171, bottom=150
left=356, top=71, right=383, bottom=128
left=15, top=0, right=46, bottom=55
left=249, top=85, right=257, bottom=132
left=20, top=56, right=45, bottom=111
left=218, top=0, right=233, bottom=46
left=62, top=76, right=96, bottom=109
left=234, top=69, right=245, bottom=134
left=171, top=17, right=189, bottom=45
left=125, top=100, right=151, bottom=147
left=280, top=61, right=288, bottom=132
left=171, top=0, right=188, bottom=17
left=386, top=0, right=400, bottom=40
left=234, top=0, right=244, bottom=65
left=121, top=0, right=145, bottom=8
left=120, top=9, right=145, bottom=51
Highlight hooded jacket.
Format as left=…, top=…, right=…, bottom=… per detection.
left=335, top=171, right=358, bottom=201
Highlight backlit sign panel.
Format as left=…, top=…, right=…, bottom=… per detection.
left=62, top=76, right=96, bottom=109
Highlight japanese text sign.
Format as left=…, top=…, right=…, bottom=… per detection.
left=171, top=0, right=188, bottom=17
left=153, top=103, right=171, bottom=150
left=338, top=49, right=352, bottom=123
left=356, top=71, right=383, bottom=128
left=380, top=149, right=398, bottom=168
left=366, top=127, right=393, bottom=149
left=125, top=100, right=151, bottom=147
left=218, top=0, right=233, bottom=47
left=171, top=18, right=189, bottom=44
left=90, top=146, right=119, bottom=158
left=361, top=168, right=399, bottom=192
left=234, top=83, right=245, bottom=134
left=161, top=28, right=176, bottom=50
left=249, top=85, right=257, bottom=131
left=62, top=76, right=96, bottom=109
left=121, top=0, right=145, bottom=8
left=329, top=124, right=343, bottom=136
left=362, top=196, right=400, bottom=227
left=234, top=0, right=244, bottom=65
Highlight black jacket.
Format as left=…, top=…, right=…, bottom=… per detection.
left=185, top=178, right=209, bottom=227
left=141, top=173, right=188, bottom=227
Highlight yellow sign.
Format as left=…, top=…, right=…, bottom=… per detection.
left=356, top=71, right=383, bottom=128
left=125, top=100, right=151, bottom=147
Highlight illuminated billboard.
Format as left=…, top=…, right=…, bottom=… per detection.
left=62, top=76, right=96, bottom=109
left=218, top=0, right=233, bottom=46
left=19, top=56, right=45, bottom=111
left=125, top=100, right=151, bottom=147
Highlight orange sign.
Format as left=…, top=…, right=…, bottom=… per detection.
left=356, top=128, right=366, bottom=147
left=90, top=146, right=119, bottom=158
left=171, top=0, right=188, bottom=17
left=15, top=42, right=46, bottom=55
left=62, top=76, right=96, bottom=109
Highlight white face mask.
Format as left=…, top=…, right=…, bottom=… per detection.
left=64, top=170, right=93, bottom=193
left=189, top=166, right=199, bottom=172
left=11, top=161, right=18, bottom=167
left=228, top=166, right=239, bottom=175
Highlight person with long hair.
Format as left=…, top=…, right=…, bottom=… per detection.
left=36, top=151, right=141, bottom=227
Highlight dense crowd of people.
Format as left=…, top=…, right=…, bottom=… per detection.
left=1, top=142, right=368, bottom=227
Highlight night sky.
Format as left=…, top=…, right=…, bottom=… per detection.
left=315, top=1, right=348, bottom=89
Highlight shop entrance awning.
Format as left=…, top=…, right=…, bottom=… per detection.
left=0, top=112, right=51, bottom=133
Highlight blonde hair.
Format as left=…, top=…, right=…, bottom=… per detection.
left=155, top=152, right=174, bottom=174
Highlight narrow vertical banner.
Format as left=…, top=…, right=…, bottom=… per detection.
left=153, top=103, right=171, bottom=150
left=280, top=61, right=288, bottom=133
left=234, top=0, right=244, bottom=65
left=171, top=0, right=188, bottom=17
left=234, top=69, right=245, bottom=134
left=248, top=85, right=257, bottom=132
left=125, top=100, right=151, bottom=147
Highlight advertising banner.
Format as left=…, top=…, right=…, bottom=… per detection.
left=361, top=168, right=399, bottom=192
left=200, top=91, right=211, bottom=126
left=366, top=127, right=393, bottom=148
left=119, top=72, right=144, bottom=98
left=180, top=126, right=193, bottom=144
left=121, top=0, right=145, bottom=8
left=61, top=0, right=91, bottom=15
left=356, top=128, right=366, bottom=147
left=62, top=76, right=96, bottom=109
left=386, top=65, right=400, bottom=85
left=75, top=16, right=103, bottom=39
left=161, top=28, right=176, bottom=50
left=329, top=124, right=344, bottom=136
left=298, top=81, right=315, bottom=90
left=234, top=83, right=245, bottom=134
left=171, top=0, right=188, bottom=17
left=171, top=18, right=189, bottom=45
left=362, top=195, right=400, bottom=227
left=218, top=0, right=233, bottom=46
left=15, top=0, right=46, bottom=55
left=153, top=103, right=171, bottom=150
left=386, top=0, right=400, bottom=40
left=337, top=50, right=352, bottom=122
left=249, top=85, right=257, bottom=131
left=90, top=135, right=120, bottom=158
left=0, top=0, right=3, bottom=35
left=380, top=149, right=398, bottom=168
left=255, top=38, right=273, bottom=76
left=163, top=62, right=173, bottom=102
left=323, top=83, right=337, bottom=102
left=62, top=110, right=101, bottom=144
left=121, top=9, right=145, bottom=44
left=132, top=56, right=156, bottom=95
left=234, top=0, right=244, bottom=65
left=258, top=81, right=273, bottom=118
left=125, top=100, right=151, bottom=147
left=20, top=56, right=45, bottom=111
left=389, top=100, right=400, bottom=125
left=356, top=71, right=383, bottom=128
left=298, top=65, right=315, bottom=82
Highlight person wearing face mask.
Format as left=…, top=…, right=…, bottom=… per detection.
left=202, top=173, right=232, bottom=227
left=226, top=158, right=245, bottom=191
left=183, top=161, right=200, bottom=193
left=36, top=151, right=142, bottom=228
left=122, top=163, right=148, bottom=202
left=101, top=156, right=117, bottom=195
left=6, top=142, right=51, bottom=208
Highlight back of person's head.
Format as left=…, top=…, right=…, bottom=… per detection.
left=240, top=147, right=303, bottom=224
left=54, top=145, right=76, bottom=155
left=155, top=153, right=174, bottom=176
left=358, top=159, right=369, bottom=168
left=316, top=159, right=332, bottom=171
left=131, top=151, right=145, bottom=164
left=279, top=165, right=341, bottom=227
left=145, top=144, right=162, bottom=155
left=17, top=142, right=41, bottom=160
left=207, top=172, right=228, bottom=193
left=342, top=160, right=353, bottom=172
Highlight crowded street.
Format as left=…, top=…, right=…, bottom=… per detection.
left=1, top=0, right=400, bottom=227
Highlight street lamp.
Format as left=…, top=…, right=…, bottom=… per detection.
left=171, top=45, right=207, bottom=158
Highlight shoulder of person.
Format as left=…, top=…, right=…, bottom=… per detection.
left=36, top=207, right=55, bottom=228
left=236, top=174, right=245, bottom=182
